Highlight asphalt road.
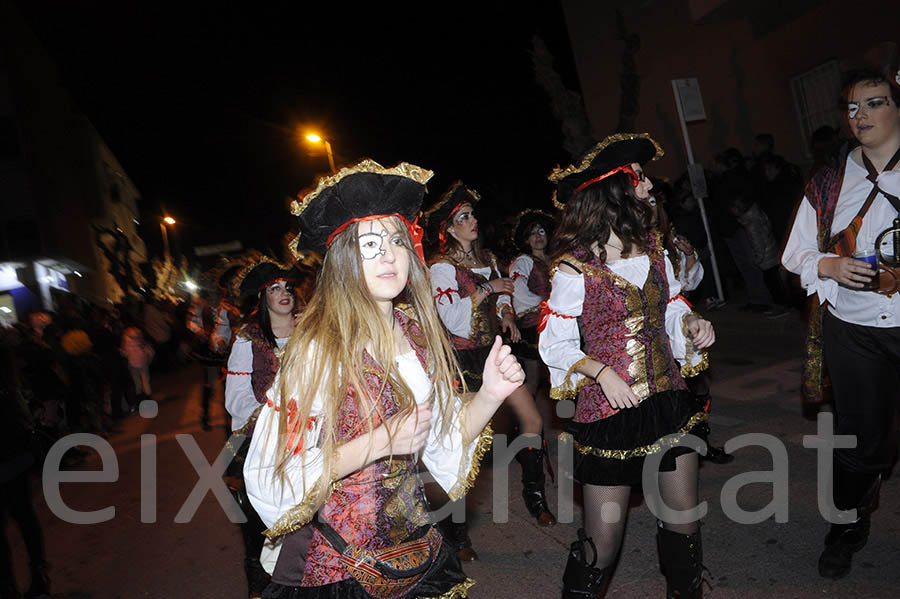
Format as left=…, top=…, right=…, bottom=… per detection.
left=7, top=303, right=900, bottom=598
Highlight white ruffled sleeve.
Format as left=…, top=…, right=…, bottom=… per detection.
left=679, top=251, right=704, bottom=292
left=492, top=261, right=513, bottom=315
left=782, top=197, right=839, bottom=306
left=664, top=254, right=706, bottom=373
left=538, top=269, right=586, bottom=399
left=421, top=394, right=493, bottom=502
left=224, top=336, right=257, bottom=431
left=244, top=371, right=326, bottom=529
left=430, top=262, right=472, bottom=338
left=210, top=306, right=233, bottom=353
left=510, top=255, right=543, bottom=314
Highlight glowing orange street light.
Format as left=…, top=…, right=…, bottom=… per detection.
left=305, top=133, right=336, bottom=173
left=163, top=216, right=176, bottom=225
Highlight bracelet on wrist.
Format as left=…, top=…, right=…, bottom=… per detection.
left=480, top=282, right=493, bottom=295
left=594, top=365, right=609, bottom=382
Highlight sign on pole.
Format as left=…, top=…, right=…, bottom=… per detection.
left=671, top=78, right=724, bottom=302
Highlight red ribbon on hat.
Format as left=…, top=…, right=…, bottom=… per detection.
left=574, top=164, right=639, bottom=194
left=326, top=213, right=425, bottom=263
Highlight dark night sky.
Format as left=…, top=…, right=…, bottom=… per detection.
left=14, top=2, right=583, bottom=260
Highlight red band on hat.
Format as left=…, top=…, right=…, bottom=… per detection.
left=574, top=165, right=639, bottom=194
left=326, top=213, right=425, bottom=263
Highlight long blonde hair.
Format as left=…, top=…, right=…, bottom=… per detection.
left=270, top=216, right=463, bottom=506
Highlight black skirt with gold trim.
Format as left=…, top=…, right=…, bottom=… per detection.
left=563, top=389, right=707, bottom=487
left=454, top=345, right=491, bottom=392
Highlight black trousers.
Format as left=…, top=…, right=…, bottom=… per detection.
left=823, top=312, right=900, bottom=477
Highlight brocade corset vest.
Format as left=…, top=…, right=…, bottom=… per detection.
left=302, top=313, right=433, bottom=586
left=447, top=261, right=500, bottom=350
left=567, top=241, right=685, bottom=424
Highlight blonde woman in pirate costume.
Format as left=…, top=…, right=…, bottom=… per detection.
left=425, top=183, right=556, bottom=559
left=244, top=160, right=524, bottom=598
left=224, top=257, right=302, bottom=598
left=508, top=209, right=555, bottom=396
left=539, top=133, right=715, bottom=598
left=782, top=47, right=900, bottom=580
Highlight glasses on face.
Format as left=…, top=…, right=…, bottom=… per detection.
left=848, top=96, right=891, bottom=119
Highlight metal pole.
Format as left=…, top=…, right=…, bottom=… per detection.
left=324, top=140, right=336, bottom=173
left=160, top=222, right=170, bottom=259
left=671, top=80, right=725, bottom=303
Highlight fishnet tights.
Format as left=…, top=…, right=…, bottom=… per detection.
left=583, top=453, right=700, bottom=569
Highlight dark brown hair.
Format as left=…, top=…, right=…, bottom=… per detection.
left=550, top=171, right=651, bottom=264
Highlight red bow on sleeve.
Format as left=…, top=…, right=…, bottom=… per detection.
left=537, top=300, right=575, bottom=333
left=434, top=287, right=458, bottom=305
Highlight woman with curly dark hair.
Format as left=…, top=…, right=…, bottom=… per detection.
left=540, top=133, right=715, bottom=598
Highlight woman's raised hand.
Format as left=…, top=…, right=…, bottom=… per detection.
left=598, top=369, right=642, bottom=409
left=375, top=403, right=432, bottom=457
left=480, top=335, right=525, bottom=404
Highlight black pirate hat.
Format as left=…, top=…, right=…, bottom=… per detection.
left=289, top=159, right=433, bottom=258
left=548, top=133, right=663, bottom=208
left=421, top=181, right=481, bottom=236
left=233, top=258, right=301, bottom=300
left=512, top=209, right=556, bottom=252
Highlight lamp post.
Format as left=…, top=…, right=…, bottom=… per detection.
left=161, top=216, right=176, bottom=259
left=305, top=133, right=336, bottom=173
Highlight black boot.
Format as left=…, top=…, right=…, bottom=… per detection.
left=702, top=444, right=734, bottom=464
left=438, top=519, right=477, bottom=562
left=515, top=440, right=556, bottom=527
left=657, top=526, right=703, bottom=599
left=562, top=529, right=610, bottom=598
left=818, top=470, right=881, bottom=580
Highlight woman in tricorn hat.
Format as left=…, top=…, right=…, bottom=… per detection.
left=424, top=183, right=556, bottom=562
left=540, top=133, right=715, bottom=598
left=244, top=160, right=524, bottom=598
left=508, top=208, right=556, bottom=396
left=224, top=256, right=303, bottom=598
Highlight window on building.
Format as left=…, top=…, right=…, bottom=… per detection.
left=790, top=60, right=843, bottom=159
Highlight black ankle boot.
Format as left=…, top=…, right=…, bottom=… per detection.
left=657, top=526, right=703, bottom=599
left=562, top=529, right=609, bottom=598
left=818, top=470, right=881, bottom=580
left=438, top=519, right=477, bottom=562
left=701, top=444, right=734, bottom=464
left=515, top=443, right=556, bottom=527
left=818, top=516, right=870, bottom=580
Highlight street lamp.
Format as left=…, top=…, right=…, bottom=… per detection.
left=305, top=133, right=336, bottom=173
left=160, top=217, right=176, bottom=259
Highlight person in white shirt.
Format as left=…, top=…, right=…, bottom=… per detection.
left=541, top=133, right=715, bottom=598
left=782, top=57, right=900, bottom=581
left=244, top=160, right=524, bottom=598
left=424, top=183, right=556, bottom=562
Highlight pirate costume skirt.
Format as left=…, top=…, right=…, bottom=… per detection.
left=565, top=389, right=708, bottom=487
left=454, top=346, right=491, bottom=392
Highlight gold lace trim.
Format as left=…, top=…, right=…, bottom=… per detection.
left=264, top=476, right=326, bottom=540
left=680, top=350, right=709, bottom=378
left=448, top=422, right=494, bottom=502
left=548, top=356, right=589, bottom=401
left=559, top=410, right=708, bottom=460
left=432, top=577, right=476, bottom=598
left=291, top=159, right=434, bottom=216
